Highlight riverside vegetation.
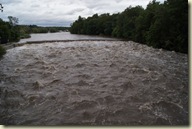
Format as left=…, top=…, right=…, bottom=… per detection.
left=70, top=0, right=188, bottom=54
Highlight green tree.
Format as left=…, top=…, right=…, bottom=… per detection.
left=8, top=16, right=19, bottom=26
left=7, top=16, right=20, bottom=42
left=145, top=1, right=167, bottom=48
left=165, top=0, right=188, bottom=53
left=112, top=6, right=144, bottom=40
left=145, top=0, right=188, bottom=53
left=0, top=19, right=10, bottom=43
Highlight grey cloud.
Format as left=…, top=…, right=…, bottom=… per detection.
left=21, top=18, right=72, bottom=26
left=86, top=2, right=109, bottom=9
left=66, top=8, right=85, bottom=15
left=31, top=4, right=40, bottom=8
left=1, top=0, right=21, bottom=5
left=0, top=0, right=165, bottom=26
left=115, top=0, right=123, bottom=3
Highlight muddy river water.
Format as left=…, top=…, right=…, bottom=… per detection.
left=0, top=35, right=189, bottom=125
left=18, top=32, right=118, bottom=43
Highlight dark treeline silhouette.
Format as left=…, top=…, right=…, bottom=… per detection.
left=70, top=0, right=188, bottom=53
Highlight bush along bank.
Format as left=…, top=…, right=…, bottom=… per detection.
left=0, top=45, right=6, bottom=59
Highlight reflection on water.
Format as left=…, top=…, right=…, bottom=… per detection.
left=0, top=40, right=188, bottom=125
left=18, top=32, right=118, bottom=43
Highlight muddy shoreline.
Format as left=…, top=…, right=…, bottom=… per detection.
left=0, top=41, right=188, bottom=125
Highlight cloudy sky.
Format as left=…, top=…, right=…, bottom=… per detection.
left=0, top=0, right=165, bottom=27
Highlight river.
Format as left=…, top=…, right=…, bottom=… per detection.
left=18, top=32, right=118, bottom=43
left=0, top=32, right=189, bottom=125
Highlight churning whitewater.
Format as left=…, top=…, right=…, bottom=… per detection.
left=0, top=41, right=188, bottom=125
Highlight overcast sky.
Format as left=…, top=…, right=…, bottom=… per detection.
left=0, top=0, right=165, bottom=27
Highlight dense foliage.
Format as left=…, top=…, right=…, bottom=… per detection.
left=0, top=17, right=20, bottom=43
left=70, top=0, right=188, bottom=53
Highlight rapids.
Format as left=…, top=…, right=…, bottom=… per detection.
left=0, top=41, right=188, bottom=125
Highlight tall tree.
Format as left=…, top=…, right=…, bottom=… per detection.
left=8, top=16, right=19, bottom=26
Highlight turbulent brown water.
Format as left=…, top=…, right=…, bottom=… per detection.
left=0, top=41, right=188, bottom=125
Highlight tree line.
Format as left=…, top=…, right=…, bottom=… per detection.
left=0, top=18, right=69, bottom=44
left=70, top=0, right=188, bottom=53
left=19, top=25, right=69, bottom=39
